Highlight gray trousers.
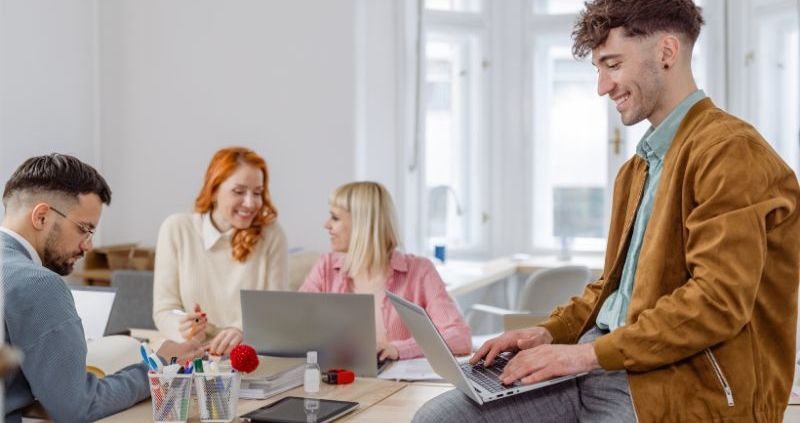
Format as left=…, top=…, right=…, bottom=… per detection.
left=411, top=327, right=636, bottom=423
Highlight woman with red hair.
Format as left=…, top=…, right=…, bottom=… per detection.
left=153, top=146, right=288, bottom=355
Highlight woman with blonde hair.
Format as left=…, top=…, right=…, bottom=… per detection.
left=301, top=181, right=470, bottom=360
left=153, top=147, right=288, bottom=355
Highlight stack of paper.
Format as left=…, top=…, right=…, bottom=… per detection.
left=239, top=363, right=305, bottom=400
left=377, top=357, right=444, bottom=381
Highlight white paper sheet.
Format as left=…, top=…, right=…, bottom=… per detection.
left=377, top=357, right=445, bottom=381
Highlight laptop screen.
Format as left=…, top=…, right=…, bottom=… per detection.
left=69, top=286, right=117, bottom=342
left=241, top=290, right=378, bottom=376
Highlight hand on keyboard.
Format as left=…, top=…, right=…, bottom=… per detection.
left=499, top=343, right=599, bottom=385
left=470, top=327, right=554, bottom=367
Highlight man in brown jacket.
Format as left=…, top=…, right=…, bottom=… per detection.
left=412, top=0, right=800, bottom=422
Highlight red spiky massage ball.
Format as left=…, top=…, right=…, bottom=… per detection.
left=230, top=344, right=259, bottom=373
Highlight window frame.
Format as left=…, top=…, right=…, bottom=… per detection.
left=403, top=4, right=492, bottom=259
left=397, top=0, right=789, bottom=260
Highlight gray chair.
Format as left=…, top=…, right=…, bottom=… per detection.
left=467, top=265, right=592, bottom=350
left=105, top=270, right=156, bottom=335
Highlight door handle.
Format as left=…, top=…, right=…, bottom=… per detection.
left=610, top=128, right=621, bottom=155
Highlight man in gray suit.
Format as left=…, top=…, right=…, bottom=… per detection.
left=1, top=153, right=203, bottom=423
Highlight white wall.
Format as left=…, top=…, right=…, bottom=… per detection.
left=354, top=0, right=405, bottom=238
left=97, top=0, right=359, bottom=251
left=0, top=0, right=98, bottom=187
left=1, top=0, right=403, bottom=253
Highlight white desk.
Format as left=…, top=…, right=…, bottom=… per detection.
left=515, top=254, right=605, bottom=277
left=438, top=255, right=605, bottom=334
left=93, top=377, right=406, bottom=423
left=439, top=255, right=604, bottom=297
left=439, top=259, right=518, bottom=296
left=88, top=373, right=800, bottom=423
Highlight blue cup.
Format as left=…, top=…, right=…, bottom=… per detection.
left=434, top=245, right=446, bottom=263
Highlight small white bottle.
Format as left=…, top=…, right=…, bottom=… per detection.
left=304, top=351, right=321, bottom=394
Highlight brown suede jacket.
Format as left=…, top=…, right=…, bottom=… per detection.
left=540, top=98, right=800, bottom=423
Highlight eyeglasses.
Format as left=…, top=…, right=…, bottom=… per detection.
left=50, top=206, right=95, bottom=243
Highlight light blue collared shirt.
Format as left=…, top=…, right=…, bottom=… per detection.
left=596, top=90, right=707, bottom=331
left=201, top=213, right=233, bottom=250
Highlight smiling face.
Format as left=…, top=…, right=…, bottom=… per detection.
left=324, top=205, right=352, bottom=253
left=210, top=163, right=264, bottom=232
left=592, top=27, right=667, bottom=127
left=43, top=193, right=102, bottom=276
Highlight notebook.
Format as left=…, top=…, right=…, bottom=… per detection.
left=69, top=286, right=117, bottom=342
left=241, top=290, right=380, bottom=376
left=386, top=291, right=579, bottom=404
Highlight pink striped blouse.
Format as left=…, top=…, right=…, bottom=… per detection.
left=299, top=251, right=472, bottom=359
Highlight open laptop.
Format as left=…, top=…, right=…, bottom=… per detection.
left=241, top=290, right=382, bottom=377
left=69, top=286, right=117, bottom=342
left=386, top=291, right=579, bottom=404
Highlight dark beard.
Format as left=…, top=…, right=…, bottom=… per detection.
left=42, top=225, right=83, bottom=276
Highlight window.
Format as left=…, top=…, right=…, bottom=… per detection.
left=752, top=0, right=799, bottom=173
left=402, top=0, right=785, bottom=259
left=531, top=0, right=583, bottom=14
left=425, top=0, right=482, bottom=13
left=413, top=3, right=489, bottom=256
left=530, top=39, right=611, bottom=252
left=528, top=0, right=719, bottom=254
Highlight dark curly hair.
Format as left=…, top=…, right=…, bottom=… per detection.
left=572, top=0, right=704, bottom=59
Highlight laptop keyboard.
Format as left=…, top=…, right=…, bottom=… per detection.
left=459, top=354, right=516, bottom=393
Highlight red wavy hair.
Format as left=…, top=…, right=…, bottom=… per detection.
left=194, top=147, right=278, bottom=262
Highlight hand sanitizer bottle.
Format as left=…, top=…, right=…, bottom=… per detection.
left=304, top=351, right=321, bottom=394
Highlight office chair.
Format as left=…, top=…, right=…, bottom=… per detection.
left=106, top=270, right=157, bottom=335
left=288, top=250, right=321, bottom=291
left=467, top=265, right=591, bottom=350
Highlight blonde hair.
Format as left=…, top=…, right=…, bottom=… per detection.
left=330, top=181, right=400, bottom=278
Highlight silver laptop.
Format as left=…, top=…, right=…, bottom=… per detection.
left=241, top=290, right=380, bottom=377
left=69, top=286, right=117, bottom=342
left=386, top=291, right=578, bottom=404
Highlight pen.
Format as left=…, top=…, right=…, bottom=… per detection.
left=178, top=377, right=191, bottom=420
left=172, top=308, right=204, bottom=341
left=187, top=318, right=199, bottom=341
left=194, top=358, right=216, bottom=419
left=193, top=358, right=205, bottom=373
left=161, top=375, right=187, bottom=420
left=148, top=371, right=163, bottom=414
left=162, top=364, right=184, bottom=420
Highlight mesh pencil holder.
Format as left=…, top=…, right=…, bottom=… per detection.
left=149, top=374, right=193, bottom=423
left=194, top=371, right=242, bottom=422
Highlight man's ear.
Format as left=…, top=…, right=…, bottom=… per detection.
left=659, top=34, right=681, bottom=70
left=30, top=203, right=50, bottom=230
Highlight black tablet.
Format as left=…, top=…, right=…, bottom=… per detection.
left=241, top=396, right=359, bottom=423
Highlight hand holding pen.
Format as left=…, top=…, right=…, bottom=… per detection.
left=174, top=303, right=208, bottom=342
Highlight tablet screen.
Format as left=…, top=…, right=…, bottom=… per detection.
left=241, top=396, right=359, bottom=423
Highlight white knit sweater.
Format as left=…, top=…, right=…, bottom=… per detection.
left=152, top=212, right=288, bottom=341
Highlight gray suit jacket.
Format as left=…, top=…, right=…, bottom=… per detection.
left=2, top=231, right=150, bottom=423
